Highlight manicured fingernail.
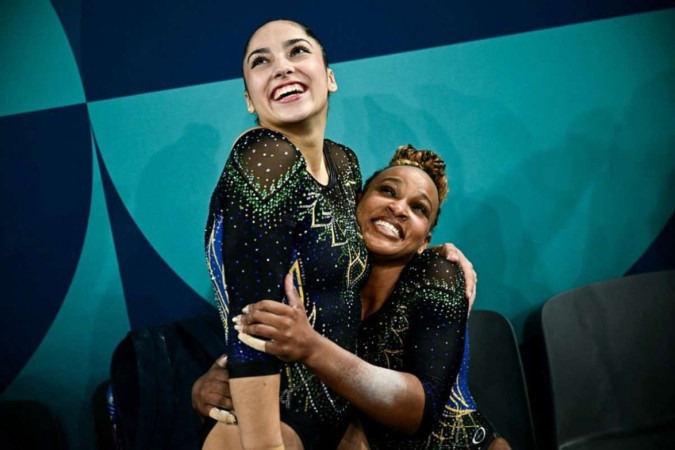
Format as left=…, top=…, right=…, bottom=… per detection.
left=234, top=323, right=243, bottom=332
left=242, top=305, right=250, bottom=314
left=232, top=315, right=240, bottom=324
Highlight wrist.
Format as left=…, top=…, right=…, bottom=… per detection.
left=300, top=330, right=324, bottom=367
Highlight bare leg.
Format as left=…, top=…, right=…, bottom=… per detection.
left=337, top=419, right=370, bottom=450
left=487, top=437, right=512, bottom=450
left=202, top=422, right=303, bottom=450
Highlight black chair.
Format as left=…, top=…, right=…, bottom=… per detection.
left=469, top=309, right=538, bottom=450
left=541, top=270, right=675, bottom=450
left=0, top=400, right=63, bottom=449
left=105, top=313, right=224, bottom=449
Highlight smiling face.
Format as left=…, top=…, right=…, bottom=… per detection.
left=356, top=166, right=440, bottom=264
left=242, top=20, right=337, bottom=130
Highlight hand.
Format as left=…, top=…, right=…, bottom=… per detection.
left=191, top=354, right=236, bottom=424
left=431, top=243, right=477, bottom=310
left=236, top=274, right=319, bottom=363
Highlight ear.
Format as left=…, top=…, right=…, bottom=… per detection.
left=418, top=234, right=432, bottom=255
left=244, top=91, right=255, bottom=114
left=327, top=68, right=338, bottom=93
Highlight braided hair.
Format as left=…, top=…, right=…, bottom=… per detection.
left=388, top=144, right=449, bottom=203
left=362, top=144, right=449, bottom=228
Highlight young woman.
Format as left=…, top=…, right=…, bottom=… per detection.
left=204, top=19, right=370, bottom=449
left=232, top=145, right=511, bottom=449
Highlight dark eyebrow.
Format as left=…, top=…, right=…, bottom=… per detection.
left=246, top=47, right=270, bottom=64
left=379, top=176, right=403, bottom=186
left=380, top=176, right=433, bottom=206
left=246, top=38, right=313, bottom=64
left=284, top=38, right=313, bottom=49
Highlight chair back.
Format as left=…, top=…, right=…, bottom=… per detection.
left=541, top=270, right=675, bottom=449
left=469, top=309, right=538, bottom=450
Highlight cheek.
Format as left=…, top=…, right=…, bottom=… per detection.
left=244, top=75, right=265, bottom=98
left=411, top=219, right=431, bottom=241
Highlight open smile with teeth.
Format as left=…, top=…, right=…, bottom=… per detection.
left=272, top=83, right=306, bottom=101
left=374, top=220, right=402, bottom=239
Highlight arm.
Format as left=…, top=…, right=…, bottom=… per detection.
left=400, top=257, right=468, bottom=430
left=431, top=243, right=477, bottom=309
left=236, top=276, right=425, bottom=435
left=205, top=128, right=304, bottom=448
left=239, top=255, right=468, bottom=435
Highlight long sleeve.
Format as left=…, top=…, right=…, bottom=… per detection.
left=402, top=255, right=468, bottom=433
left=206, top=127, right=307, bottom=378
left=357, top=251, right=468, bottom=448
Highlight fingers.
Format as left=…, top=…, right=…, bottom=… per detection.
left=444, top=243, right=460, bottom=262
left=209, top=407, right=238, bottom=425
left=451, top=247, right=476, bottom=301
left=467, top=277, right=477, bottom=313
left=284, top=273, right=305, bottom=311
left=238, top=332, right=267, bottom=353
left=466, top=272, right=477, bottom=303
left=236, top=322, right=281, bottom=340
left=193, top=383, right=232, bottom=416
left=234, top=310, right=293, bottom=342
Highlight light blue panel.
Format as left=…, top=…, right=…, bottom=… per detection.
left=0, top=139, right=130, bottom=449
left=326, top=9, right=675, bottom=333
left=0, top=0, right=85, bottom=117
left=88, top=80, right=254, bottom=301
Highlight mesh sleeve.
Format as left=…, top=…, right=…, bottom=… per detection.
left=205, top=128, right=305, bottom=377
left=403, top=252, right=468, bottom=434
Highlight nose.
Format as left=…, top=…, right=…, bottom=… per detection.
left=388, top=199, right=408, bottom=220
left=273, top=57, right=294, bottom=78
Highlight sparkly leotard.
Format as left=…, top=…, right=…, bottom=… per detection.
left=358, top=250, right=498, bottom=449
left=434, top=332, right=500, bottom=450
left=205, top=127, right=369, bottom=447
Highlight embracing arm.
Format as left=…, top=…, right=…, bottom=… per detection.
left=237, top=276, right=426, bottom=435
left=431, top=243, right=477, bottom=309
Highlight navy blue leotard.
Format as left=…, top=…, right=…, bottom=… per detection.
left=205, top=127, right=369, bottom=447
left=358, top=250, right=500, bottom=449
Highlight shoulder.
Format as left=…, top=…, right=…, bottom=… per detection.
left=227, top=127, right=305, bottom=192
left=325, top=139, right=360, bottom=169
left=231, top=127, right=300, bottom=161
left=404, top=250, right=465, bottom=294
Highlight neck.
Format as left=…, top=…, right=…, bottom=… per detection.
left=360, top=260, right=408, bottom=319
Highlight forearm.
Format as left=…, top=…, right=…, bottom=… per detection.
left=230, top=374, right=283, bottom=449
left=303, top=333, right=425, bottom=434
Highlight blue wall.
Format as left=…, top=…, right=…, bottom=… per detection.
left=2, top=1, right=674, bottom=447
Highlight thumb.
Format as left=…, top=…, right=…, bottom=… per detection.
left=284, top=273, right=305, bottom=312
left=215, top=354, right=227, bottom=368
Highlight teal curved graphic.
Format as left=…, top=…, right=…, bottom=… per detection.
left=86, top=10, right=675, bottom=335
left=1, top=141, right=129, bottom=449
left=327, top=10, right=675, bottom=331
left=88, top=80, right=253, bottom=301
left=0, top=0, right=85, bottom=117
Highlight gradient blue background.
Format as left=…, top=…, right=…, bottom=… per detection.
left=1, top=1, right=674, bottom=447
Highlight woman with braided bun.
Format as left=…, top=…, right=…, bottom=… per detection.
left=216, top=145, right=511, bottom=449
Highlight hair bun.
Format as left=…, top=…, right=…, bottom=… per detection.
left=389, top=144, right=449, bottom=202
